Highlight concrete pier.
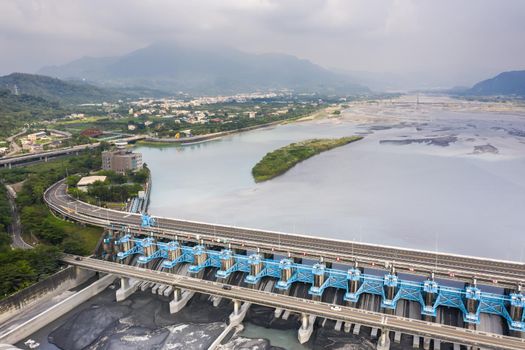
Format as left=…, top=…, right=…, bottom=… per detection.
left=412, top=335, right=420, bottom=348
left=116, top=277, right=138, bottom=301
left=371, top=327, right=379, bottom=338
left=423, top=336, right=431, bottom=350
left=229, top=300, right=251, bottom=326
left=298, top=313, right=315, bottom=344
left=377, top=330, right=391, bottom=350
left=212, top=295, right=222, bottom=307
left=394, top=331, right=402, bottom=343
left=169, top=288, right=194, bottom=314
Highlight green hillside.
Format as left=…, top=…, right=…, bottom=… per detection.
left=0, top=73, right=127, bottom=104
left=0, top=89, right=67, bottom=138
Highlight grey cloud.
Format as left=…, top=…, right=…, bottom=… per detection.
left=0, top=0, right=524, bottom=88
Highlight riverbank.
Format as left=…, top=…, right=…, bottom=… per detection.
left=138, top=106, right=331, bottom=147
left=252, top=136, right=363, bottom=182
left=140, top=120, right=289, bottom=146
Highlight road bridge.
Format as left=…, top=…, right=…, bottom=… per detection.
left=62, top=255, right=525, bottom=350
left=0, top=135, right=146, bottom=168
left=44, top=179, right=525, bottom=289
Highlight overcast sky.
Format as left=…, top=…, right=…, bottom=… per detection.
left=1, top=0, right=524, bottom=87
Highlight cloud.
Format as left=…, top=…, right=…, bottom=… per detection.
left=0, top=0, right=524, bottom=87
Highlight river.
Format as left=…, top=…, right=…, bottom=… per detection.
left=139, top=101, right=525, bottom=260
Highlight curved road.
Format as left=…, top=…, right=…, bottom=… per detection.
left=3, top=184, right=31, bottom=249
left=45, top=179, right=525, bottom=289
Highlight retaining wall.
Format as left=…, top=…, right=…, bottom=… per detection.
left=0, top=274, right=115, bottom=345
left=0, top=266, right=94, bottom=325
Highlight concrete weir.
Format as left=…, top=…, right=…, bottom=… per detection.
left=115, top=277, right=195, bottom=315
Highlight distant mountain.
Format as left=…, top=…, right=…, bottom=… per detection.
left=39, top=42, right=369, bottom=95
left=0, top=73, right=131, bottom=104
left=466, top=70, right=525, bottom=96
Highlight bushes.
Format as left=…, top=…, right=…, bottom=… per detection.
left=61, top=236, right=90, bottom=256
left=0, top=185, right=11, bottom=236
left=0, top=245, right=61, bottom=298
left=252, top=136, right=363, bottom=182
left=87, top=182, right=142, bottom=203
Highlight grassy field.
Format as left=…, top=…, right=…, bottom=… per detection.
left=252, top=136, right=363, bottom=182
left=48, top=215, right=103, bottom=252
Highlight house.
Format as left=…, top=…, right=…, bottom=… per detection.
left=27, top=131, right=47, bottom=142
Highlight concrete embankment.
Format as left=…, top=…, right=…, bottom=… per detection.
left=0, top=274, right=115, bottom=345
left=0, top=266, right=94, bottom=326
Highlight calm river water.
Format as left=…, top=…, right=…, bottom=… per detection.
left=139, top=108, right=525, bottom=261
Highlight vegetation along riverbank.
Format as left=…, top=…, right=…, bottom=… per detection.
left=252, top=136, right=363, bottom=182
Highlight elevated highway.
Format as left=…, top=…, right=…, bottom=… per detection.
left=45, top=179, right=525, bottom=288
left=0, top=135, right=145, bottom=168
left=63, top=255, right=525, bottom=349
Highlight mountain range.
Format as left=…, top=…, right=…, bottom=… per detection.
left=38, top=42, right=369, bottom=95
left=465, top=70, right=525, bottom=96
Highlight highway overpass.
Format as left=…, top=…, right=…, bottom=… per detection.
left=0, top=135, right=145, bottom=168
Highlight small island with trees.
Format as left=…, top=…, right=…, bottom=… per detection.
left=252, top=136, right=363, bottom=182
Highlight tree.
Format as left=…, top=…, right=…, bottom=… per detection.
left=61, top=237, right=89, bottom=256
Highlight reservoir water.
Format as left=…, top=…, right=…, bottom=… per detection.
left=139, top=104, right=525, bottom=260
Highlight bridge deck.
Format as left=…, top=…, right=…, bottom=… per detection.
left=44, top=179, right=525, bottom=288
left=63, top=255, right=525, bottom=350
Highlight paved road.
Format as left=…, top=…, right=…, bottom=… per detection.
left=45, top=179, right=525, bottom=288
left=3, top=184, right=31, bottom=249
left=62, top=255, right=525, bottom=350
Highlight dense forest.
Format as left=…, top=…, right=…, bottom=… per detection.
left=0, top=89, right=67, bottom=138
left=0, top=149, right=105, bottom=299
left=0, top=73, right=129, bottom=104
left=0, top=185, right=62, bottom=298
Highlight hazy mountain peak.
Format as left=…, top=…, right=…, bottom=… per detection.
left=466, top=70, right=525, bottom=96
left=38, top=43, right=368, bottom=95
